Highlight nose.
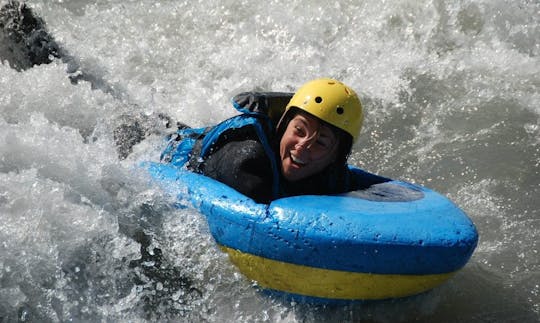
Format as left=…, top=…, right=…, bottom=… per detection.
left=295, top=135, right=316, bottom=151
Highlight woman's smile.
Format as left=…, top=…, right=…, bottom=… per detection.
left=279, top=112, right=339, bottom=182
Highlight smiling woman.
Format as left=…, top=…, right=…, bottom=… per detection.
left=279, top=111, right=341, bottom=182
left=161, top=78, right=376, bottom=203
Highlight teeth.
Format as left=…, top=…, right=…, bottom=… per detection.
left=290, top=153, right=306, bottom=165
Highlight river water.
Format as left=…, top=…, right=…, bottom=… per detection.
left=0, top=0, right=538, bottom=322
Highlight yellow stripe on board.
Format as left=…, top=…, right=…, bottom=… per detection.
left=221, top=246, right=455, bottom=300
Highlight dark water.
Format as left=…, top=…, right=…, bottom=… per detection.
left=1, top=0, right=538, bottom=321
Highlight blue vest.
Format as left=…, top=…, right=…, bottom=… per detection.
left=161, top=106, right=281, bottom=198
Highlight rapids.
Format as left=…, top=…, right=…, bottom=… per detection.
left=1, top=0, right=538, bottom=321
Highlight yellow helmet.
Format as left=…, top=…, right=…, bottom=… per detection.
left=285, top=78, right=363, bottom=142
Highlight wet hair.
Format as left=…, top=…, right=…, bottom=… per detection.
left=275, top=107, right=353, bottom=167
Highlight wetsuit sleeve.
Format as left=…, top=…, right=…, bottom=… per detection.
left=201, top=139, right=273, bottom=204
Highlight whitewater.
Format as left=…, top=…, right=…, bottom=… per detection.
left=0, top=0, right=538, bottom=322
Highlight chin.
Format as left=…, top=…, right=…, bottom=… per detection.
left=281, top=168, right=299, bottom=182
left=282, top=168, right=310, bottom=182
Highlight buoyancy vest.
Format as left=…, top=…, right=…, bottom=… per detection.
left=160, top=92, right=294, bottom=199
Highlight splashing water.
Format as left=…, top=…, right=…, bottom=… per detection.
left=1, top=0, right=538, bottom=321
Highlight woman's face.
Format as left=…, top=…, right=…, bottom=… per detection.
left=279, top=112, right=339, bottom=182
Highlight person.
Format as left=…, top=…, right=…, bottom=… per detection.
left=161, top=78, right=377, bottom=204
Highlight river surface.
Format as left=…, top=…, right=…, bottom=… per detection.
left=1, top=0, right=539, bottom=322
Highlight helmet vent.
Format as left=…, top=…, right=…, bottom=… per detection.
left=336, top=107, right=344, bottom=115
left=315, top=96, right=323, bottom=103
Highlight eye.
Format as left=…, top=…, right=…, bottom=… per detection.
left=317, top=129, right=336, bottom=149
left=294, top=125, right=306, bottom=136
left=316, top=137, right=331, bottom=148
